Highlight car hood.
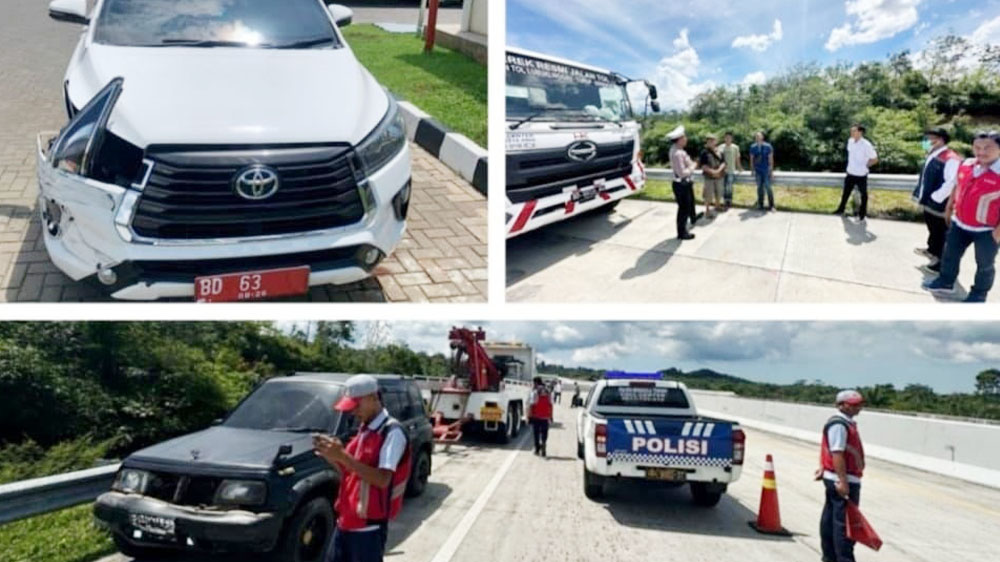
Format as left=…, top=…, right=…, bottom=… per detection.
left=127, top=426, right=315, bottom=470
left=66, top=44, right=388, bottom=147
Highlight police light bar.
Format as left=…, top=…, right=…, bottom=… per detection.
left=604, top=371, right=661, bottom=380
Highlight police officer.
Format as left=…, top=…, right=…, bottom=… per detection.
left=314, top=375, right=410, bottom=562
left=668, top=125, right=698, bottom=240
left=816, top=390, right=865, bottom=562
left=528, top=376, right=554, bottom=457
left=912, top=127, right=961, bottom=274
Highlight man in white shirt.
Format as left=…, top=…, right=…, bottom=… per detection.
left=553, top=379, right=562, bottom=404
left=834, top=124, right=878, bottom=222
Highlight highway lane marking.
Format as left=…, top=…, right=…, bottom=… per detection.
left=428, top=431, right=530, bottom=562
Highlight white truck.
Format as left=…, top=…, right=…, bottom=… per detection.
left=505, top=47, right=659, bottom=238
left=576, top=375, right=746, bottom=506
left=482, top=340, right=536, bottom=382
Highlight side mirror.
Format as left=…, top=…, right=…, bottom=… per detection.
left=650, top=100, right=661, bottom=113
left=49, top=0, right=88, bottom=25
left=327, top=4, right=353, bottom=27
left=647, top=83, right=659, bottom=100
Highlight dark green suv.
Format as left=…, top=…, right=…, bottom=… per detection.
left=94, top=373, right=433, bottom=562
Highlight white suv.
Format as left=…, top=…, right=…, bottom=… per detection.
left=39, top=0, right=411, bottom=301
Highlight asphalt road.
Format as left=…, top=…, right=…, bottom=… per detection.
left=507, top=198, right=996, bottom=303
left=99, top=400, right=1000, bottom=562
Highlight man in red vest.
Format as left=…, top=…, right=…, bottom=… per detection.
left=816, top=389, right=865, bottom=562
left=314, top=375, right=410, bottom=562
left=528, top=377, right=554, bottom=457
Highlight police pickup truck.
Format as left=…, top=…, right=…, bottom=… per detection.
left=576, top=374, right=745, bottom=506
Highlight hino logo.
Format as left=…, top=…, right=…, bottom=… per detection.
left=567, top=141, right=598, bottom=162
left=234, top=165, right=280, bottom=200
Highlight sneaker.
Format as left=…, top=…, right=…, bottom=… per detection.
left=833, top=209, right=845, bottom=216
left=964, top=292, right=988, bottom=303
left=918, top=263, right=941, bottom=275
left=914, top=247, right=934, bottom=259
left=857, top=217, right=867, bottom=224
left=922, top=277, right=956, bottom=295
left=768, top=206, right=776, bottom=212
left=679, top=233, right=695, bottom=240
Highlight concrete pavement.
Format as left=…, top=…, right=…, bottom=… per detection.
left=99, top=400, right=1000, bottom=562
left=507, top=198, right=996, bottom=303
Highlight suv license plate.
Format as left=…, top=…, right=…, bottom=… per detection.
left=130, top=513, right=176, bottom=537
left=572, top=186, right=597, bottom=203
left=645, top=468, right=686, bottom=481
left=195, top=266, right=310, bottom=302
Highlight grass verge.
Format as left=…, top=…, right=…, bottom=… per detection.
left=636, top=179, right=922, bottom=221
left=0, top=504, right=114, bottom=562
left=342, top=24, right=487, bottom=147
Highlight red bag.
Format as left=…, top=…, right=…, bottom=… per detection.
left=846, top=501, right=883, bottom=551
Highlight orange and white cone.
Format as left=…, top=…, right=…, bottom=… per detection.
left=748, top=454, right=792, bottom=535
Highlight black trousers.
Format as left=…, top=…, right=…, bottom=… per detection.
left=672, top=179, right=696, bottom=237
left=923, top=210, right=948, bottom=260
left=530, top=418, right=549, bottom=451
left=836, top=174, right=868, bottom=219
left=326, top=523, right=389, bottom=562
left=820, top=480, right=861, bottom=562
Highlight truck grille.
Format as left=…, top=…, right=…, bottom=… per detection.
left=506, top=139, right=635, bottom=204
left=132, top=145, right=366, bottom=239
left=143, top=472, right=223, bottom=507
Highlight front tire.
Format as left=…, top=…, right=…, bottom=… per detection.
left=583, top=465, right=605, bottom=500
left=273, top=496, right=335, bottom=562
left=690, top=482, right=724, bottom=507
left=576, top=440, right=584, bottom=460
left=406, top=448, right=431, bottom=498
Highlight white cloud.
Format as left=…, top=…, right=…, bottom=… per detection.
left=651, top=29, right=716, bottom=111
left=825, top=0, right=922, bottom=52
left=572, top=341, right=636, bottom=363
left=971, top=14, right=1000, bottom=46
left=742, top=71, right=767, bottom=86
left=732, top=19, right=783, bottom=52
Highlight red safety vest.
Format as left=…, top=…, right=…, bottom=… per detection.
left=529, top=388, right=553, bottom=420
left=820, top=416, right=865, bottom=478
left=954, top=159, right=1000, bottom=229
left=334, top=417, right=411, bottom=531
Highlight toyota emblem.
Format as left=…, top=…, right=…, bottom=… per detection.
left=233, top=165, right=280, bottom=200
left=567, top=141, right=598, bottom=162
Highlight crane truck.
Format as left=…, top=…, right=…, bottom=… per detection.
left=428, top=327, right=533, bottom=444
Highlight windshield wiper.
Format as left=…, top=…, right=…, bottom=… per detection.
left=270, top=426, right=328, bottom=433
left=274, top=37, right=336, bottom=49
left=155, top=38, right=255, bottom=48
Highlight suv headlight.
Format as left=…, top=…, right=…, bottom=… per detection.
left=215, top=480, right=267, bottom=506
left=355, top=93, right=406, bottom=176
left=112, top=468, right=151, bottom=494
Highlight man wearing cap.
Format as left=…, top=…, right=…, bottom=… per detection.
left=314, top=375, right=411, bottom=562
left=816, top=390, right=866, bottom=562
left=668, top=125, right=698, bottom=240
left=911, top=128, right=962, bottom=275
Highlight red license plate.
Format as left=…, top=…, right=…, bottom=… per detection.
left=195, top=266, right=310, bottom=302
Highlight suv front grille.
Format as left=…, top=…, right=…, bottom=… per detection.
left=143, top=471, right=223, bottom=507
left=132, top=145, right=366, bottom=239
left=506, top=139, right=635, bottom=203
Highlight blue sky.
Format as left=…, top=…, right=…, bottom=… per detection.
left=329, top=321, right=1000, bottom=394
left=507, top=0, right=1000, bottom=111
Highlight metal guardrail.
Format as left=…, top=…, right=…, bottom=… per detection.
left=646, top=168, right=919, bottom=191
left=0, top=463, right=119, bottom=525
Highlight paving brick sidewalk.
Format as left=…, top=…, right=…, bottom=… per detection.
left=0, top=0, right=485, bottom=303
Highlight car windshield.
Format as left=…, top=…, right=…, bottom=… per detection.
left=93, top=0, right=340, bottom=49
left=506, top=53, right=630, bottom=122
left=223, top=381, right=341, bottom=431
left=597, top=385, right=690, bottom=409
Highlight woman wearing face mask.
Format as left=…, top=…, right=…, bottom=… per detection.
left=911, top=127, right=962, bottom=275
left=923, top=131, right=1000, bottom=302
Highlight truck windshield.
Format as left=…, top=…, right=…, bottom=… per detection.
left=224, top=381, right=340, bottom=432
left=598, top=386, right=690, bottom=409
left=506, top=53, right=630, bottom=122
left=93, top=0, right=340, bottom=49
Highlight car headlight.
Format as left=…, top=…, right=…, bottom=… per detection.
left=112, top=468, right=151, bottom=494
left=355, top=92, right=407, bottom=176
left=214, top=480, right=267, bottom=506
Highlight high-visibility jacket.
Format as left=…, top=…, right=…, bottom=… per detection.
left=953, top=159, right=1000, bottom=229
left=334, top=417, right=411, bottom=530
left=820, top=416, right=865, bottom=478
left=529, top=388, right=553, bottom=420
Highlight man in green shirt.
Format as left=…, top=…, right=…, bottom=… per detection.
left=721, top=132, right=742, bottom=209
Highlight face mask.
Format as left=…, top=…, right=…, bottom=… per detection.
left=921, top=139, right=933, bottom=152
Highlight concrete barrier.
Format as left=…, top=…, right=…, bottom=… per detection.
left=689, top=390, right=1000, bottom=489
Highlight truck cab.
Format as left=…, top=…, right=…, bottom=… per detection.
left=94, top=373, right=432, bottom=562
left=505, top=47, right=658, bottom=237
left=576, top=373, right=745, bottom=507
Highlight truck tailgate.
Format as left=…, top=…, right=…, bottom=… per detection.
left=606, top=418, right=734, bottom=467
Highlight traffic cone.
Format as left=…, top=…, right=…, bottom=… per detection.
left=748, top=454, right=792, bottom=536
